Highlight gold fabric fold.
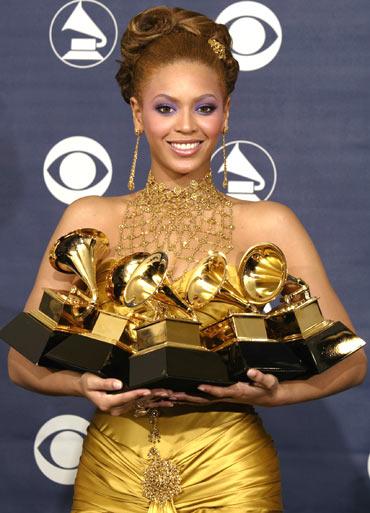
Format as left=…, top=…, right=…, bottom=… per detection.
left=72, top=410, right=282, bottom=513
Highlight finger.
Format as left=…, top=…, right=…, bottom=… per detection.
left=170, top=392, right=212, bottom=404
left=247, top=369, right=278, bottom=390
left=197, top=384, right=237, bottom=399
left=106, top=388, right=152, bottom=407
left=146, top=400, right=174, bottom=408
left=85, top=374, right=124, bottom=392
left=149, top=388, right=173, bottom=399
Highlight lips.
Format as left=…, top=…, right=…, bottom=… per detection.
left=167, top=140, right=203, bottom=156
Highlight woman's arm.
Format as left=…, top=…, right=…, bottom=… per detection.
left=173, top=202, right=367, bottom=407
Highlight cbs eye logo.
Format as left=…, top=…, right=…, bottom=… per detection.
left=43, top=136, right=113, bottom=204
left=216, top=1, right=282, bottom=71
left=34, top=415, right=89, bottom=485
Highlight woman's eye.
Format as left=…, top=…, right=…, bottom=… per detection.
left=155, top=104, right=175, bottom=114
left=197, top=104, right=217, bottom=114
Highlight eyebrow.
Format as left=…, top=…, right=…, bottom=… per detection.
left=152, top=93, right=218, bottom=103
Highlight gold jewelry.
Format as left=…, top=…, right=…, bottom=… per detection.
left=133, top=398, right=149, bottom=418
left=222, top=127, right=229, bottom=189
left=208, top=38, right=227, bottom=60
left=142, top=408, right=182, bottom=505
left=128, top=129, right=142, bottom=191
left=116, top=171, right=234, bottom=282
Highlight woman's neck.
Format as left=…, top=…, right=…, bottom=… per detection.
left=148, top=164, right=210, bottom=189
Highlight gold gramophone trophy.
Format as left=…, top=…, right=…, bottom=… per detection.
left=111, top=251, right=231, bottom=391
left=265, top=275, right=366, bottom=374
left=1, top=228, right=133, bottom=379
left=188, top=244, right=307, bottom=381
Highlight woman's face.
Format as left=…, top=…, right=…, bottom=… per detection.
left=131, top=61, right=229, bottom=182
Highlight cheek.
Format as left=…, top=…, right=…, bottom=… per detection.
left=198, top=112, right=224, bottom=138
left=142, top=109, right=173, bottom=138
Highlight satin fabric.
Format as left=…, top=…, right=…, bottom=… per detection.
left=72, top=263, right=282, bottom=512
left=72, top=410, right=282, bottom=513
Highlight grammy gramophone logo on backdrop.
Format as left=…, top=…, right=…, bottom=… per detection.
left=49, top=0, right=118, bottom=68
left=43, top=136, right=113, bottom=204
left=216, top=1, right=282, bottom=71
left=212, top=140, right=277, bottom=201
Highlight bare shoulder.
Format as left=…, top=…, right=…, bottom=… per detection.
left=232, top=197, right=296, bottom=221
left=23, top=193, right=136, bottom=311
left=54, top=193, right=136, bottom=240
left=231, top=198, right=304, bottom=249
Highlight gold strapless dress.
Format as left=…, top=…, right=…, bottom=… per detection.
left=71, top=266, right=283, bottom=513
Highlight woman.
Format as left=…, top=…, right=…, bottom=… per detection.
left=7, top=6, right=367, bottom=513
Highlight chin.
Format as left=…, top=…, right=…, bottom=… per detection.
left=168, top=158, right=209, bottom=176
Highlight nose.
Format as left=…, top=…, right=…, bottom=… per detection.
left=175, top=107, right=197, bottom=134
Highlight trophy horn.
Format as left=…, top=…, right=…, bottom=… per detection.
left=106, top=252, right=150, bottom=304
left=123, top=252, right=196, bottom=320
left=49, top=228, right=109, bottom=318
left=186, top=251, right=252, bottom=311
left=238, top=242, right=288, bottom=305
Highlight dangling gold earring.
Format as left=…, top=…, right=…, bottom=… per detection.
left=222, top=127, right=229, bottom=189
left=128, top=129, right=142, bottom=191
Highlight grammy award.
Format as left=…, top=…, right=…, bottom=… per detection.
left=108, top=251, right=231, bottom=391
left=1, top=228, right=365, bottom=388
left=0, top=229, right=133, bottom=379
left=265, top=276, right=366, bottom=374
left=189, top=244, right=307, bottom=381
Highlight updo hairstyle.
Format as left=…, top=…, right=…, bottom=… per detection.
left=116, top=6, right=239, bottom=104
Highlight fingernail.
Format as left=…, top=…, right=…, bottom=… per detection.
left=247, top=369, right=257, bottom=378
left=113, top=381, right=123, bottom=390
left=198, top=385, right=206, bottom=391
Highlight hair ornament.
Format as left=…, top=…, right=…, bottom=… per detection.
left=208, top=38, right=227, bottom=60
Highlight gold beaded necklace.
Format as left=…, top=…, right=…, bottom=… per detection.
left=116, top=170, right=234, bottom=282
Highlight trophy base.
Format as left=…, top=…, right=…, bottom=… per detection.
left=266, top=298, right=324, bottom=340
left=201, top=313, right=308, bottom=381
left=289, top=320, right=366, bottom=374
left=0, top=312, right=66, bottom=366
left=128, top=342, right=232, bottom=393
left=44, top=332, right=131, bottom=380
left=224, top=340, right=308, bottom=381
left=0, top=310, right=132, bottom=381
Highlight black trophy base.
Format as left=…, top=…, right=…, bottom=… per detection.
left=128, top=344, right=233, bottom=393
left=0, top=312, right=67, bottom=367
left=45, top=332, right=130, bottom=380
left=290, top=321, right=366, bottom=375
left=0, top=312, right=131, bottom=381
left=223, top=340, right=308, bottom=382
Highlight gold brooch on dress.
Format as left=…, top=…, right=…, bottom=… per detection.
left=142, top=409, right=182, bottom=505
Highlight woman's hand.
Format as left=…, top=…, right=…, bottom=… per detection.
left=169, top=369, right=282, bottom=408
left=198, top=369, right=281, bottom=407
left=79, top=373, right=175, bottom=416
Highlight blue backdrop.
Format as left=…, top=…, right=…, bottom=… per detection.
left=0, top=1, right=369, bottom=512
